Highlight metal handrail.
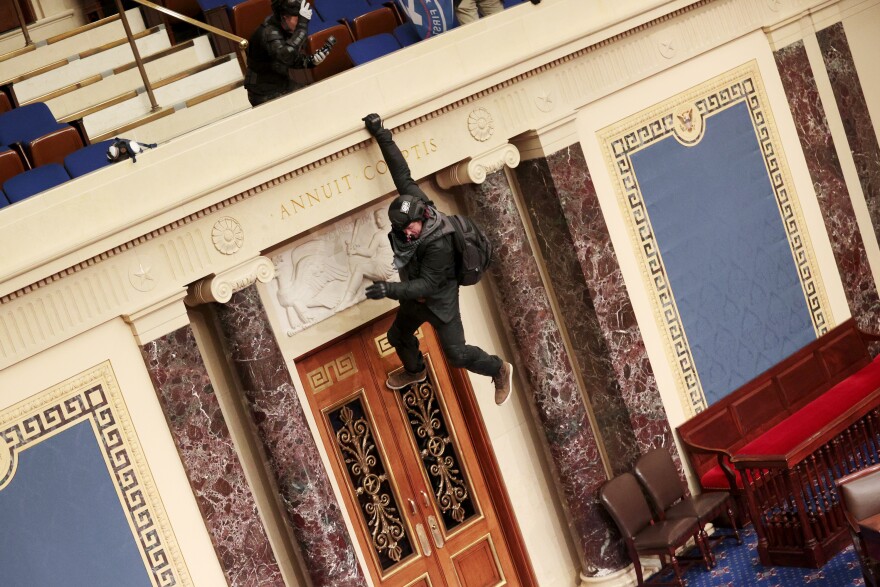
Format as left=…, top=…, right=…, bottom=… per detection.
left=111, top=0, right=249, bottom=113
left=131, top=0, right=248, bottom=74
left=12, top=0, right=32, bottom=46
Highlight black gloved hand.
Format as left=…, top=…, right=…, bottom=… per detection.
left=365, top=281, right=389, bottom=300
left=362, top=113, right=384, bottom=137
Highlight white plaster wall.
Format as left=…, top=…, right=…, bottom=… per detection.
left=0, top=318, right=227, bottom=586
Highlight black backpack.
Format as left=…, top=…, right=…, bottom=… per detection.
left=447, top=215, right=493, bottom=286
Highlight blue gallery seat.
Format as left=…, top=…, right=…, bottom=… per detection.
left=0, top=189, right=10, bottom=209
left=2, top=163, right=70, bottom=203
left=63, top=140, right=116, bottom=178
left=347, top=33, right=401, bottom=65
left=392, top=22, right=421, bottom=47
left=316, top=0, right=372, bottom=23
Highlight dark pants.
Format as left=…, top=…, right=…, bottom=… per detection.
left=388, top=301, right=502, bottom=377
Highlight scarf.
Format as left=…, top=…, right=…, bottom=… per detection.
left=390, top=206, right=453, bottom=270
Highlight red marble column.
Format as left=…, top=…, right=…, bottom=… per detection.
left=140, top=325, right=285, bottom=587
left=461, top=172, right=628, bottom=575
left=817, top=23, right=880, bottom=248
left=213, top=285, right=366, bottom=587
left=513, top=146, right=678, bottom=472
left=774, top=41, right=880, bottom=338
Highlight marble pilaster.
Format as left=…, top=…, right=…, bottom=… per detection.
left=461, top=171, right=627, bottom=576
left=774, top=41, right=880, bottom=335
left=817, top=23, right=880, bottom=249
left=128, top=292, right=284, bottom=587
left=514, top=145, right=678, bottom=475
left=213, top=284, right=366, bottom=587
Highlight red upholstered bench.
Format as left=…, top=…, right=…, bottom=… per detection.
left=678, top=318, right=880, bottom=568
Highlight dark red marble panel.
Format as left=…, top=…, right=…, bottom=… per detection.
left=774, top=41, right=880, bottom=340
left=141, top=326, right=285, bottom=587
left=818, top=24, right=880, bottom=270
left=461, top=172, right=627, bottom=575
left=513, top=156, right=641, bottom=475
left=214, top=285, right=366, bottom=587
left=522, top=146, right=679, bottom=469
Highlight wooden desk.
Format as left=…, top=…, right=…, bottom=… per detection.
left=859, top=513, right=880, bottom=562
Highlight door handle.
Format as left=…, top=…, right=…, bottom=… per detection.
left=408, top=498, right=417, bottom=515
left=420, top=490, right=431, bottom=508
left=427, top=515, right=444, bottom=549
left=415, top=523, right=432, bottom=556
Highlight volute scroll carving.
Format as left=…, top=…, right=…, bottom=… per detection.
left=435, top=144, right=521, bottom=189
left=186, top=256, right=275, bottom=306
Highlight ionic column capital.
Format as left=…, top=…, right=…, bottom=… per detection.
left=436, top=143, right=521, bottom=189
left=186, top=256, right=275, bottom=306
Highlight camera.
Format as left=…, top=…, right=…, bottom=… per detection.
left=106, top=138, right=157, bottom=163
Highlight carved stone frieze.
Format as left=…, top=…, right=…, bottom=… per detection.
left=186, top=256, right=275, bottom=306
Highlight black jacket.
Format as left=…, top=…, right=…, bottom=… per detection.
left=376, top=128, right=460, bottom=323
left=245, top=15, right=310, bottom=100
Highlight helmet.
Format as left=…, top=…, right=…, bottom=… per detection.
left=271, top=0, right=301, bottom=17
left=388, top=194, right=427, bottom=231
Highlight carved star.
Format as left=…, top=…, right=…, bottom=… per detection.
left=536, top=91, right=554, bottom=112
left=131, top=263, right=154, bottom=290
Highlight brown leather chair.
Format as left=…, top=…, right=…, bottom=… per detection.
left=0, top=92, right=12, bottom=114
left=308, top=24, right=354, bottom=82
left=633, top=447, right=741, bottom=565
left=231, top=0, right=272, bottom=40
left=599, top=472, right=710, bottom=587
left=837, top=463, right=880, bottom=587
left=351, top=6, right=397, bottom=40
left=28, top=126, right=85, bottom=168
left=0, top=147, right=25, bottom=185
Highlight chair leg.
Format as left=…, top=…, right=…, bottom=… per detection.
left=698, top=528, right=714, bottom=569
left=670, top=553, right=685, bottom=587
left=727, top=504, right=743, bottom=544
left=628, top=545, right=645, bottom=587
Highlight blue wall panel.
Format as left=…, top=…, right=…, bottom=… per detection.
left=630, top=101, right=815, bottom=405
left=0, top=420, right=152, bottom=587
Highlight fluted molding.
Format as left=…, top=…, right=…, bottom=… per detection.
left=186, top=256, right=275, bottom=306
left=436, top=144, right=521, bottom=188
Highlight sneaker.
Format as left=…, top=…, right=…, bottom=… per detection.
left=386, top=367, right=427, bottom=390
left=493, top=362, right=513, bottom=405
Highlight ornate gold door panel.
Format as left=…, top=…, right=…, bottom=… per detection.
left=298, top=313, right=520, bottom=587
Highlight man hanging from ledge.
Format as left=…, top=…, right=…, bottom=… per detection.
left=244, top=0, right=335, bottom=107
left=361, top=113, right=513, bottom=405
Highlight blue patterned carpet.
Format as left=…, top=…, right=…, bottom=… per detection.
left=648, top=526, right=864, bottom=586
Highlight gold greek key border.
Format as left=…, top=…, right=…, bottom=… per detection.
left=0, top=361, right=192, bottom=587
left=374, top=328, right=424, bottom=358
left=305, top=351, right=358, bottom=393
left=598, top=61, right=830, bottom=417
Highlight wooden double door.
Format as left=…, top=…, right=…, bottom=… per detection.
left=297, top=313, right=520, bottom=587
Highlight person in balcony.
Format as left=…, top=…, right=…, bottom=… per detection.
left=244, top=0, right=333, bottom=106
left=454, top=0, right=503, bottom=25
left=360, top=113, right=513, bottom=406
